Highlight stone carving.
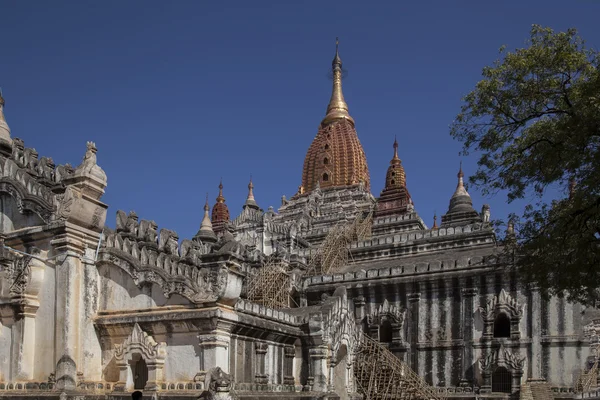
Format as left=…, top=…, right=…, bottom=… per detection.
left=479, top=346, right=525, bottom=373
left=367, top=299, right=406, bottom=326
left=114, top=323, right=166, bottom=392
left=114, top=323, right=166, bottom=363
left=480, top=289, right=523, bottom=323
left=7, top=255, right=32, bottom=297
left=56, top=187, right=76, bottom=221
left=138, top=219, right=158, bottom=244
left=204, top=366, right=232, bottom=392
left=159, top=228, right=179, bottom=256
left=75, top=142, right=98, bottom=176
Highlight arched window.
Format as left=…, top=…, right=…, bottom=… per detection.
left=391, top=180, right=395, bottom=185
left=324, top=144, right=330, bottom=150
left=380, top=320, right=393, bottom=343
left=493, top=313, right=511, bottom=338
left=322, top=173, right=329, bottom=182
left=492, top=367, right=512, bottom=393
left=324, top=157, right=329, bottom=165
left=133, top=357, right=148, bottom=390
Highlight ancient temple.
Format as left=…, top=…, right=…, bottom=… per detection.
left=0, top=42, right=597, bottom=400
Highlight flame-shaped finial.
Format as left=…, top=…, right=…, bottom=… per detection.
left=322, top=38, right=354, bottom=127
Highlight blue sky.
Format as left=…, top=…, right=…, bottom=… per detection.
left=1, top=1, right=598, bottom=240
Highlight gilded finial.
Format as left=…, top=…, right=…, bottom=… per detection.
left=216, top=179, right=225, bottom=203
left=322, top=37, right=354, bottom=127
left=390, top=136, right=401, bottom=165
left=432, top=212, right=438, bottom=229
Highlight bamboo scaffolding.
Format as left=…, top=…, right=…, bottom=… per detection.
left=354, top=335, right=445, bottom=400
left=308, top=211, right=373, bottom=275
left=575, top=359, right=598, bottom=393
left=246, top=259, right=293, bottom=309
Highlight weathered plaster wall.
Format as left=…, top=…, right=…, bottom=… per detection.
left=0, top=194, right=45, bottom=232
left=157, top=333, right=200, bottom=382
left=33, top=260, right=56, bottom=381
left=97, top=265, right=189, bottom=311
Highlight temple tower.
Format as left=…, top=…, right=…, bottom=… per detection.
left=300, top=39, right=370, bottom=194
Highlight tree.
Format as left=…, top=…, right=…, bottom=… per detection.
left=450, top=25, right=600, bottom=305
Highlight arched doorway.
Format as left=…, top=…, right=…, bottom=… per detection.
left=493, top=313, right=511, bottom=338
left=492, top=366, right=512, bottom=393
left=133, top=357, right=148, bottom=390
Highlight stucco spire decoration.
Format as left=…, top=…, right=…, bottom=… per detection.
left=211, top=179, right=230, bottom=235
left=441, top=162, right=482, bottom=227
left=0, top=89, right=14, bottom=156
left=432, top=213, right=438, bottom=230
left=322, top=38, right=355, bottom=127
left=374, top=138, right=412, bottom=217
left=195, top=193, right=217, bottom=243
left=243, top=176, right=260, bottom=210
left=64, top=141, right=108, bottom=201
left=300, top=39, right=370, bottom=194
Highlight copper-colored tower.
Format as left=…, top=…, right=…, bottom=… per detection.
left=300, top=39, right=370, bottom=194
left=374, top=138, right=413, bottom=217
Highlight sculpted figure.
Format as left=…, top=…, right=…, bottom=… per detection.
left=115, top=210, right=128, bottom=232
left=12, top=138, right=25, bottom=167
left=76, top=141, right=98, bottom=175
left=37, top=157, right=55, bottom=182
left=159, top=228, right=179, bottom=256
left=482, top=204, right=491, bottom=223
left=204, top=366, right=232, bottom=392
left=23, top=148, right=38, bottom=171
left=54, top=163, right=75, bottom=183
left=138, top=220, right=158, bottom=244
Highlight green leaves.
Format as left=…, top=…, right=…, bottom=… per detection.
left=451, top=25, right=600, bottom=305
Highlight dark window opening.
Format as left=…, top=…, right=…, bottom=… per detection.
left=324, top=157, right=329, bottom=165
left=391, top=180, right=395, bottom=185
left=494, top=313, right=511, bottom=338
left=322, top=173, right=329, bottom=182
left=492, top=367, right=512, bottom=393
left=325, top=144, right=330, bottom=150
left=380, top=320, right=393, bottom=343
left=133, top=358, right=148, bottom=390
left=392, top=172, right=396, bottom=176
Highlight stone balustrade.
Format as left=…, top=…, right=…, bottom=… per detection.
left=235, top=298, right=299, bottom=325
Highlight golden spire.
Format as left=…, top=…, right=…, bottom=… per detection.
left=322, top=38, right=355, bottom=127
left=432, top=213, right=438, bottom=229
left=390, top=135, right=401, bottom=166
left=216, top=178, right=225, bottom=203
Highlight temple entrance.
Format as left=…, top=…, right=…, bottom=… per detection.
left=133, top=357, right=148, bottom=390
left=492, top=366, right=512, bottom=393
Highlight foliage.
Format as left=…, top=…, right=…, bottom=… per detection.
left=450, top=25, right=600, bottom=304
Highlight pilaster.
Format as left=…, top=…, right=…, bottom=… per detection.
left=198, top=330, right=231, bottom=374
left=528, top=284, right=543, bottom=381
left=283, top=345, right=295, bottom=385
left=309, top=345, right=329, bottom=392
left=254, top=342, right=268, bottom=384
left=408, top=292, right=421, bottom=373
left=460, top=287, right=478, bottom=386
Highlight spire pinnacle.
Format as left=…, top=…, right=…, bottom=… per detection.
left=322, top=38, right=355, bottom=127
left=432, top=212, right=438, bottom=229
left=195, top=192, right=217, bottom=243
left=244, top=175, right=260, bottom=210
left=204, top=193, right=210, bottom=211
left=390, top=136, right=401, bottom=165
left=216, top=179, right=225, bottom=203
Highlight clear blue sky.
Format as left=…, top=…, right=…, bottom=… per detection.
left=1, top=1, right=598, bottom=240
